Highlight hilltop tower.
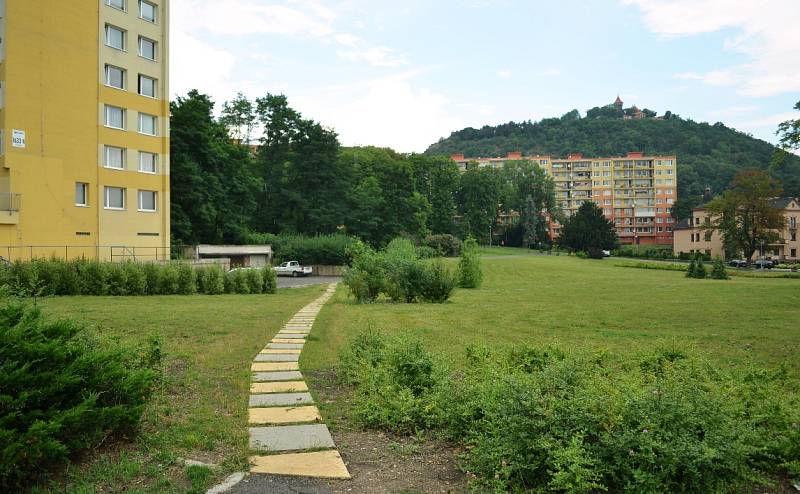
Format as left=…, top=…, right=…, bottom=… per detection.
left=614, top=95, right=623, bottom=110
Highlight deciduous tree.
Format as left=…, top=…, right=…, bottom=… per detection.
left=557, top=201, right=617, bottom=258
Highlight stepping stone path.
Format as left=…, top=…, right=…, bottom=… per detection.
left=247, top=284, right=351, bottom=479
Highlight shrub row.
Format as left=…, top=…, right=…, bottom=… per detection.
left=0, top=259, right=277, bottom=297
left=421, top=234, right=461, bottom=257
left=339, top=332, right=800, bottom=493
left=245, top=232, right=356, bottom=265
left=343, top=239, right=458, bottom=304
left=0, top=303, right=161, bottom=489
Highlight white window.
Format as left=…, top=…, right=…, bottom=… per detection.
left=105, top=105, right=126, bottom=129
left=139, top=152, right=157, bottom=173
left=138, top=113, right=157, bottom=135
left=104, top=146, right=125, bottom=169
left=106, top=0, right=125, bottom=10
left=75, top=183, right=88, bottom=206
left=138, top=190, right=157, bottom=212
left=139, top=0, right=157, bottom=22
left=138, top=75, right=156, bottom=98
left=104, top=186, right=126, bottom=209
left=138, top=36, right=156, bottom=60
left=105, top=65, right=125, bottom=90
left=105, top=25, right=126, bottom=50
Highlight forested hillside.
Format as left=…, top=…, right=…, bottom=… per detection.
left=426, top=110, right=800, bottom=203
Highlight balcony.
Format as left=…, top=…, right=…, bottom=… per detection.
left=0, top=193, right=20, bottom=224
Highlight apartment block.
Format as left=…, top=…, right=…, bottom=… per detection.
left=0, top=0, right=170, bottom=261
left=674, top=198, right=800, bottom=261
left=451, top=152, right=678, bottom=245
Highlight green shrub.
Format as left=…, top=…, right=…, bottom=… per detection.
left=422, top=234, right=461, bottom=257
left=419, top=260, right=457, bottom=303
left=225, top=270, right=250, bottom=294
left=711, top=257, right=730, bottom=280
left=142, top=263, right=162, bottom=295
left=343, top=242, right=386, bottom=303
left=176, top=263, right=197, bottom=295
left=77, top=261, right=109, bottom=296
left=157, top=264, right=180, bottom=294
left=694, top=255, right=707, bottom=279
left=106, top=263, right=130, bottom=296
left=458, top=236, right=483, bottom=289
left=685, top=258, right=696, bottom=278
left=197, top=265, right=225, bottom=295
left=415, top=245, right=440, bottom=259
left=122, top=262, right=147, bottom=295
left=245, top=269, right=264, bottom=294
left=0, top=303, right=160, bottom=489
left=246, top=232, right=356, bottom=265
left=262, top=266, right=277, bottom=294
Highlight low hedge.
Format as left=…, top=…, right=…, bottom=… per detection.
left=339, top=332, right=800, bottom=492
left=422, top=234, right=461, bottom=257
left=0, top=260, right=277, bottom=297
left=245, top=232, right=356, bottom=265
left=0, top=303, right=161, bottom=489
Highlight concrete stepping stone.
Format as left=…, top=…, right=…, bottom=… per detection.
left=272, top=338, right=303, bottom=344
left=249, top=406, right=322, bottom=425
left=267, top=343, right=304, bottom=349
left=275, top=333, right=307, bottom=339
left=249, top=424, right=335, bottom=452
left=249, top=392, right=313, bottom=407
left=251, top=362, right=299, bottom=372
left=251, top=381, right=308, bottom=393
left=252, top=371, right=303, bottom=382
left=249, top=450, right=350, bottom=479
left=255, top=353, right=299, bottom=362
left=260, top=349, right=302, bottom=355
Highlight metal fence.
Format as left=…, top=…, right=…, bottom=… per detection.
left=0, top=245, right=176, bottom=263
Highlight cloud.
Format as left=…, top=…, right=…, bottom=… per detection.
left=622, top=0, right=800, bottom=96
left=337, top=46, right=407, bottom=67
left=710, top=105, right=760, bottom=118
left=170, top=30, right=238, bottom=101
left=535, top=67, right=561, bottom=77
left=498, top=69, right=512, bottom=80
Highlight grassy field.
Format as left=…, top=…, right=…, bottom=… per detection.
left=304, top=255, right=800, bottom=375
left=33, top=287, right=325, bottom=494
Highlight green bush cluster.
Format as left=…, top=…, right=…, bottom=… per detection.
left=0, top=260, right=278, bottom=297
left=343, top=239, right=458, bottom=304
left=421, top=234, right=462, bottom=257
left=245, top=232, right=356, bottom=265
left=457, top=236, right=482, bottom=288
left=612, top=245, right=677, bottom=260
left=0, top=303, right=161, bottom=489
left=339, top=333, right=800, bottom=493
left=686, top=255, right=708, bottom=279
left=710, top=257, right=730, bottom=280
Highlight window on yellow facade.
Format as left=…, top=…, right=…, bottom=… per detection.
left=139, top=0, right=157, bottom=22
left=75, top=183, right=88, bottom=207
left=138, top=190, right=157, bottom=212
left=105, top=25, right=126, bottom=50
left=104, top=187, right=126, bottom=210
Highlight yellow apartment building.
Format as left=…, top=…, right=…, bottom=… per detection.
left=451, top=151, right=678, bottom=245
left=0, top=0, right=169, bottom=261
left=674, top=198, right=800, bottom=261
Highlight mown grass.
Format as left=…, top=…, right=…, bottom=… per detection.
left=32, top=287, right=324, bottom=493
left=304, top=255, right=800, bottom=375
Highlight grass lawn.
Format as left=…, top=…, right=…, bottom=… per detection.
left=304, top=255, right=800, bottom=375
left=32, top=286, right=325, bottom=494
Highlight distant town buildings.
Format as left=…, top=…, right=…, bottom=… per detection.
left=674, top=198, right=800, bottom=261
left=450, top=152, right=678, bottom=245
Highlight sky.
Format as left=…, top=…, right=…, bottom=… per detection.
left=170, top=0, right=800, bottom=153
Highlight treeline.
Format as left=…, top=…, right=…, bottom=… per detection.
left=426, top=107, right=800, bottom=219
left=170, top=91, right=557, bottom=246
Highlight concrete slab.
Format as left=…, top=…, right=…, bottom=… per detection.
left=271, top=338, right=303, bottom=344
left=249, top=451, right=350, bottom=479
left=274, top=334, right=307, bottom=339
left=251, top=362, right=299, bottom=372
left=259, top=349, right=302, bottom=354
left=248, top=406, right=322, bottom=425
left=255, top=353, right=300, bottom=362
left=249, top=393, right=313, bottom=407
left=252, top=371, right=303, bottom=381
left=267, top=343, right=304, bottom=349
left=249, top=424, right=335, bottom=452
left=251, top=381, right=308, bottom=393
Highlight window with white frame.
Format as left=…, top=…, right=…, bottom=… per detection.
left=138, top=190, right=157, bottom=212
left=104, top=186, right=126, bottom=209
left=105, top=65, right=126, bottom=89
left=104, top=146, right=125, bottom=169
left=138, top=113, right=157, bottom=135
left=138, top=75, right=156, bottom=97
left=75, top=183, right=89, bottom=206
left=106, top=0, right=125, bottom=10
left=105, top=25, right=126, bottom=50
left=138, top=36, right=156, bottom=60
left=105, top=105, right=125, bottom=129
left=139, top=151, right=157, bottom=173
left=139, top=0, right=157, bottom=22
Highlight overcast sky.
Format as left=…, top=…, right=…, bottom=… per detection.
left=170, top=0, right=800, bottom=153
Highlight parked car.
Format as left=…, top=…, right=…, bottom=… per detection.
left=754, top=259, right=774, bottom=269
left=728, top=259, right=748, bottom=268
left=602, top=250, right=611, bottom=257
left=274, top=261, right=312, bottom=277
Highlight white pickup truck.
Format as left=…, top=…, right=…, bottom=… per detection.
left=274, top=261, right=313, bottom=277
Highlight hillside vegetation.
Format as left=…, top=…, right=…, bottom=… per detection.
left=426, top=110, right=800, bottom=201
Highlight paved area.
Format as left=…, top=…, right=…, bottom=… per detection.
left=277, top=276, right=342, bottom=289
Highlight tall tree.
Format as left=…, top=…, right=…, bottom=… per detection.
left=499, top=160, right=556, bottom=247
left=704, top=170, right=785, bottom=264
left=458, top=165, right=501, bottom=243
left=410, top=154, right=459, bottom=234
left=170, top=90, right=261, bottom=245
left=777, top=100, right=800, bottom=150
left=557, top=201, right=617, bottom=258
left=220, top=92, right=256, bottom=144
